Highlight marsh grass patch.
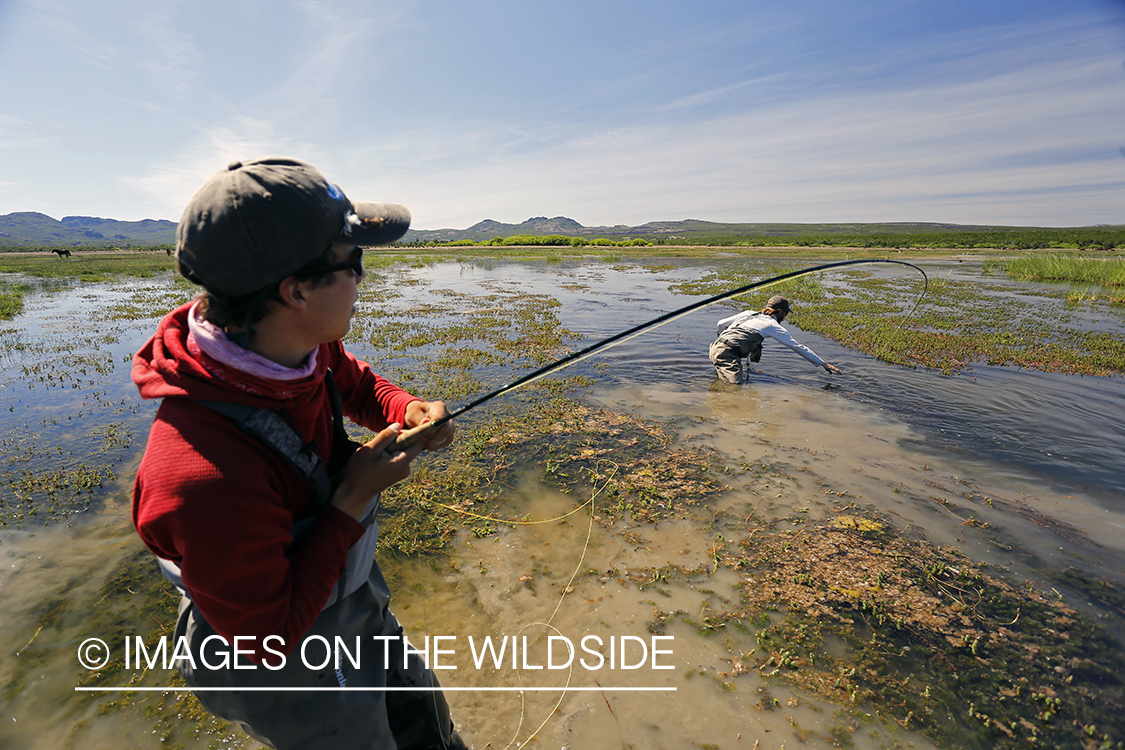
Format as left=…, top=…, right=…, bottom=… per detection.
left=376, top=395, right=725, bottom=554
left=65, top=547, right=253, bottom=749
left=680, top=262, right=1125, bottom=376
left=697, top=510, right=1125, bottom=750
left=988, top=253, right=1125, bottom=288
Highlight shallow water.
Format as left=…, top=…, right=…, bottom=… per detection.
left=1, top=257, right=1123, bottom=749
left=370, top=257, right=1125, bottom=514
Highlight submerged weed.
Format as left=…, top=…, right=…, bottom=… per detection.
left=378, top=395, right=723, bottom=554
left=722, top=511, right=1125, bottom=749
left=684, top=263, right=1125, bottom=376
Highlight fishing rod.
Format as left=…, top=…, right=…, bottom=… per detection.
left=391, top=258, right=928, bottom=451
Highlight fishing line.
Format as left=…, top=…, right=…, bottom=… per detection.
left=404, top=259, right=927, bottom=745
left=411, top=462, right=616, bottom=748
left=394, top=258, right=928, bottom=450
left=498, top=461, right=616, bottom=750
left=854, top=260, right=932, bottom=380
left=420, top=497, right=591, bottom=526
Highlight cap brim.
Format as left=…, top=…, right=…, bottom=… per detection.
left=340, top=202, right=411, bottom=246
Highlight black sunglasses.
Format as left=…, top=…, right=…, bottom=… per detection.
left=301, top=248, right=364, bottom=278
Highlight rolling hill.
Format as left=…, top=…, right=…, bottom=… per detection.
left=0, top=212, right=177, bottom=247
left=2, top=211, right=1120, bottom=250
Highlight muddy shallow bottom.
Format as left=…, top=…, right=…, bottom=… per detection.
left=391, top=381, right=1123, bottom=749
left=2, top=259, right=1123, bottom=749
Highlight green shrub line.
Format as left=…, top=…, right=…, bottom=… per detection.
left=411, top=234, right=654, bottom=248
left=401, top=226, right=1125, bottom=250
left=6, top=223, right=1124, bottom=252
left=987, top=253, right=1125, bottom=287
left=640, top=228, right=1123, bottom=249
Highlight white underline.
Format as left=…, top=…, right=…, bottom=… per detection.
left=75, top=686, right=674, bottom=692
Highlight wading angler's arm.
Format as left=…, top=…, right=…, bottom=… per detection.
left=390, top=258, right=928, bottom=452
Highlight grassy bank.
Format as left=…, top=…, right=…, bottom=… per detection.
left=0, top=250, right=177, bottom=279
left=988, top=253, right=1125, bottom=286
left=0, top=251, right=186, bottom=319
left=676, top=258, right=1125, bottom=376
left=0, top=283, right=27, bottom=319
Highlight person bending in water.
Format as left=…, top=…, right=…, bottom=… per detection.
left=709, top=295, right=841, bottom=384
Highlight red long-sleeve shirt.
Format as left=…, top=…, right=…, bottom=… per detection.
left=132, top=303, right=419, bottom=660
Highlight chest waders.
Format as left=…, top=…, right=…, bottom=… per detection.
left=717, top=314, right=767, bottom=362
left=162, top=371, right=462, bottom=750
left=709, top=315, right=766, bottom=384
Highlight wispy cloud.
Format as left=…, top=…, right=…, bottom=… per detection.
left=3, top=1, right=1121, bottom=226
left=0, top=113, right=57, bottom=150
left=20, top=0, right=122, bottom=75
left=371, top=14, right=1125, bottom=228
left=122, top=117, right=323, bottom=219
left=127, top=1, right=204, bottom=101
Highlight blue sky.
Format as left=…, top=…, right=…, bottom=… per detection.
left=0, top=0, right=1122, bottom=229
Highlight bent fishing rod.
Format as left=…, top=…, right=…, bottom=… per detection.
left=391, top=258, right=928, bottom=451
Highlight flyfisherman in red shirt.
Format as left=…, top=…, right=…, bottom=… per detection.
left=132, top=157, right=467, bottom=749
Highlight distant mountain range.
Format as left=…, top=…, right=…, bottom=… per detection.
left=4, top=211, right=826, bottom=247
left=0, top=211, right=738, bottom=247
left=398, top=216, right=1012, bottom=243
left=0, top=212, right=178, bottom=247
left=1, top=210, right=1117, bottom=249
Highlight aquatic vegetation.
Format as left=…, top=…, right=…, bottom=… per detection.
left=988, top=253, right=1125, bottom=287
left=0, top=283, right=30, bottom=319
left=2, top=251, right=1123, bottom=748
left=0, top=277, right=77, bottom=321
left=986, top=253, right=1125, bottom=310
left=343, top=264, right=728, bottom=553
left=667, top=261, right=829, bottom=302
left=412, top=396, right=1125, bottom=748
left=105, top=283, right=196, bottom=321
left=350, top=280, right=585, bottom=404
left=724, top=510, right=1125, bottom=749
left=684, top=262, right=1125, bottom=376
left=0, top=278, right=162, bottom=526
left=377, top=392, right=723, bottom=554
left=3, top=461, right=118, bottom=523
left=0, top=250, right=177, bottom=281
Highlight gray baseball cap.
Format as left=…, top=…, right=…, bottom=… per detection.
left=176, top=157, right=411, bottom=297
left=766, top=295, right=791, bottom=313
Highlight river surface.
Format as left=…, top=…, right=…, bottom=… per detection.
left=0, top=256, right=1122, bottom=749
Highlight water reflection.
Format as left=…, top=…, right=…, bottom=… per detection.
left=367, top=258, right=1125, bottom=508
left=1, top=258, right=1123, bottom=749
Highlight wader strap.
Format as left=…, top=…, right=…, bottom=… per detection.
left=193, top=368, right=361, bottom=512
left=168, top=372, right=368, bottom=603
left=324, top=369, right=362, bottom=488
left=194, top=398, right=332, bottom=507
left=718, top=328, right=764, bottom=362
